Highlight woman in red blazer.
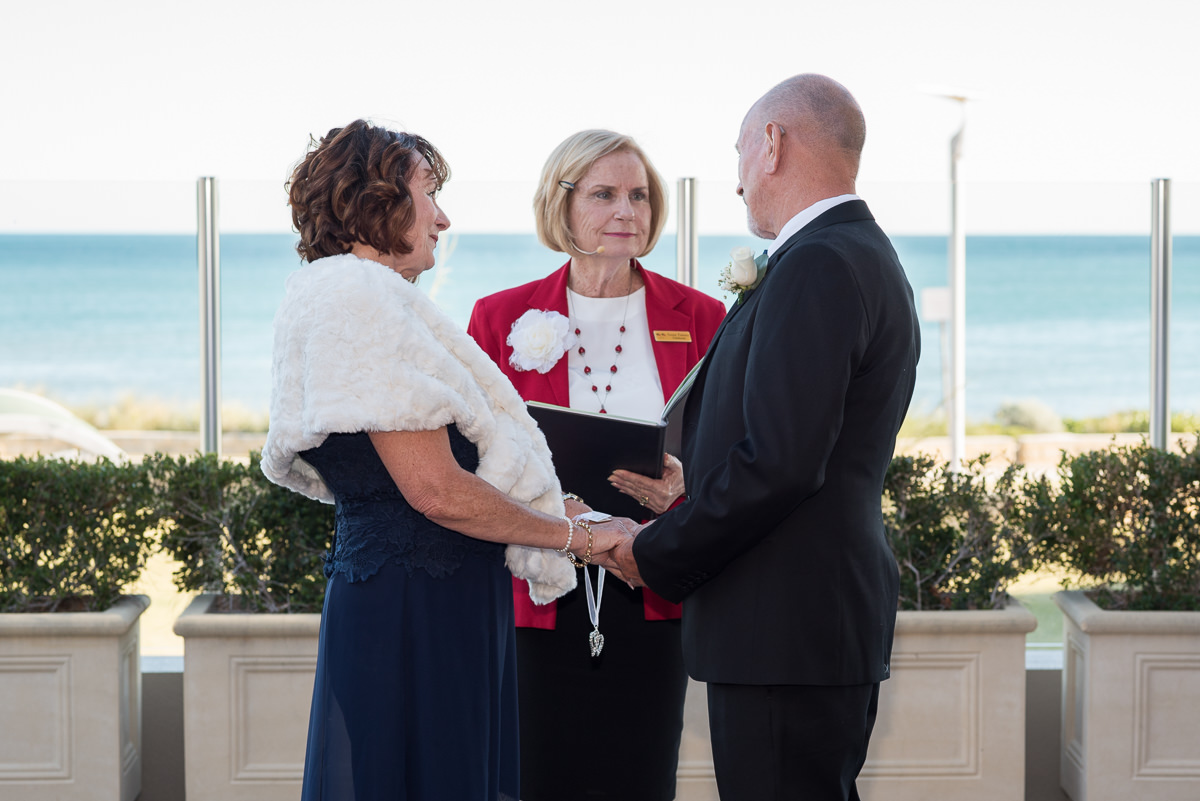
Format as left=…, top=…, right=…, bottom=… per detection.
left=468, top=130, right=725, bottom=801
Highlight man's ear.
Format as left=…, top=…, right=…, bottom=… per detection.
left=763, top=121, right=785, bottom=175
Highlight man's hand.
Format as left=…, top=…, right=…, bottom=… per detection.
left=595, top=521, right=651, bottom=587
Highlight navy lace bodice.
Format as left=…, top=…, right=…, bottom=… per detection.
left=299, top=427, right=506, bottom=582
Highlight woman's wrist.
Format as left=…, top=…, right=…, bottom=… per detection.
left=562, top=492, right=589, bottom=519
left=567, top=519, right=595, bottom=567
left=556, top=515, right=575, bottom=554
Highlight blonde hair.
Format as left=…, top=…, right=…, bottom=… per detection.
left=532, top=130, right=668, bottom=257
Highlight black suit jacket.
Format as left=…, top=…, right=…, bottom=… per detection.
left=632, top=200, right=920, bottom=686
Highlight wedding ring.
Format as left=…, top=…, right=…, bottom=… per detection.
left=640, top=495, right=649, bottom=506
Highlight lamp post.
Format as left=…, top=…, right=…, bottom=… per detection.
left=928, top=90, right=971, bottom=470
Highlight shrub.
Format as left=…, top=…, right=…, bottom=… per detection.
left=1062, top=409, right=1200, bottom=434
left=146, top=452, right=332, bottom=613
left=994, top=399, right=1063, bottom=433
left=0, top=456, right=159, bottom=613
left=1038, top=437, right=1200, bottom=610
left=883, top=454, right=1043, bottom=610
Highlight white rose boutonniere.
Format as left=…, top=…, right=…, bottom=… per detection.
left=507, top=309, right=577, bottom=373
left=718, top=246, right=771, bottom=303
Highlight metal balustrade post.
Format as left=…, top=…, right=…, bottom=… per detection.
left=1150, top=178, right=1172, bottom=450
left=197, top=177, right=221, bottom=456
left=947, top=116, right=967, bottom=470
left=676, top=178, right=698, bottom=288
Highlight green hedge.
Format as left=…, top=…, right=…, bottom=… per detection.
left=1033, top=438, right=1200, bottom=611
left=0, top=456, right=160, bottom=612
left=2, top=439, right=1197, bottom=614
left=145, top=452, right=332, bottom=613
left=883, top=455, right=1045, bottom=610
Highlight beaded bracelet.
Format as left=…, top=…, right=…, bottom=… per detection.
left=568, top=519, right=595, bottom=568
left=557, top=516, right=575, bottom=555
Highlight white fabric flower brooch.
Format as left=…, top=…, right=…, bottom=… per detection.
left=507, top=309, right=577, bottom=373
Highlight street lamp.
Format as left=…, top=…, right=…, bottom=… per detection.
left=924, top=88, right=973, bottom=469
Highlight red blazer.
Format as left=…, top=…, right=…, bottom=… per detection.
left=468, top=259, right=727, bottom=628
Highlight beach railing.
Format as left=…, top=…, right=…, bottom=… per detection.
left=197, top=176, right=221, bottom=456
left=1150, top=177, right=1172, bottom=449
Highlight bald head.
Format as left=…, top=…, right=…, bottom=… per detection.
left=749, top=74, right=865, bottom=173
left=735, top=74, right=867, bottom=237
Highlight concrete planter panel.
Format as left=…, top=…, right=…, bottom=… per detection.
left=860, top=598, right=1037, bottom=801
left=175, top=593, right=723, bottom=800
left=1054, top=590, right=1200, bottom=801
left=0, top=594, right=148, bottom=801
left=174, top=593, right=320, bottom=801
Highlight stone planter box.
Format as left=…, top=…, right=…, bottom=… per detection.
left=0, top=594, right=148, bottom=801
left=860, top=598, right=1038, bottom=801
left=1054, top=590, right=1200, bottom=801
left=174, top=594, right=320, bottom=801
left=176, top=593, right=722, bottom=800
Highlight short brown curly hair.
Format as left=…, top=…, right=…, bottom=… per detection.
left=286, top=120, right=450, bottom=263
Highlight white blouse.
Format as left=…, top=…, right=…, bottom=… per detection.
left=566, top=287, right=663, bottom=422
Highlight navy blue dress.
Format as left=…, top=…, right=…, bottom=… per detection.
left=299, top=429, right=519, bottom=801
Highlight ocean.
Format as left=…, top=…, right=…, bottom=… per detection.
left=2, top=232, right=1197, bottom=422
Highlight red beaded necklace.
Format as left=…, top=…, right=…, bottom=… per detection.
left=568, top=269, right=634, bottom=414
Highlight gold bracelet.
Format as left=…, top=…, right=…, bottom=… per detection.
left=556, top=516, right=574, bottom=554
left=571, top=519, right=595, bottom=567
left=562, top=492, right=585, bottom=506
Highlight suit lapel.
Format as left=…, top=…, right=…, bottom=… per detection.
left=678, top=201, right=875, bottom=427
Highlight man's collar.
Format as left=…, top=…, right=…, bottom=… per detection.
left=766, top=194, right=860, bottom=257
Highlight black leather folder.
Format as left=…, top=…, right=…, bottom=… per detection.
left=526, top=401, right=666, bottom=520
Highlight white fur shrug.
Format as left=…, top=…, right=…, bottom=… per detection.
left=260, top=254, right=576, bottom=603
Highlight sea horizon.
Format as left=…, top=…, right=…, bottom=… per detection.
left=2, top=232, right=1197, bottom=424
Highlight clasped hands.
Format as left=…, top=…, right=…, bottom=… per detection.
left=563, top=496, right=648, bottom=587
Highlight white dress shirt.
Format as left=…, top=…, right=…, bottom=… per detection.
left=767, top=194, right=860, bottom=258
left=566, top=287, right=664, bottom=422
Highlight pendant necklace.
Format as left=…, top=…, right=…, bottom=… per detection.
left=568, top=267, right=634, bottom=414
left=584, top=564, right=606, bottom=657
left=575, top=510, right=612, bottom=657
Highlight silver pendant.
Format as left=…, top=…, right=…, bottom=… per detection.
left=589, top=627, right=605, bottom=657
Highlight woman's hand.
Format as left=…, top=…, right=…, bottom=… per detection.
left=571, top=515, right=636, bottom=564
left=594, top=520, right=650, bottom=588
left=609, top=453, right=684, bottom=515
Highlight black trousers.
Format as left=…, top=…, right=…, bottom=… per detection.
left=516, top=572, right=688, bottom=801
left=707, top=681, right=880, bottom=801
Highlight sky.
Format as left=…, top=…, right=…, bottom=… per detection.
left=3, top=0, right=1199, bottom=235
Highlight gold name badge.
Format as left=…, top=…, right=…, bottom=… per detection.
left=653, top=330, right=692, bottom=343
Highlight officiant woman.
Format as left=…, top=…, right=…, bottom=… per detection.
left=468, top=130, right=726, bottom=801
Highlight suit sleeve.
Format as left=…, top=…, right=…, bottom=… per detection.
left=633, top=245, right=869, bottom=601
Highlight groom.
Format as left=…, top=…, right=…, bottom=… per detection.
left=605, top=74, right=920, bottom=800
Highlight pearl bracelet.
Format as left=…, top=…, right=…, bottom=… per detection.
left=557, top=516, right=575, bottom=555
